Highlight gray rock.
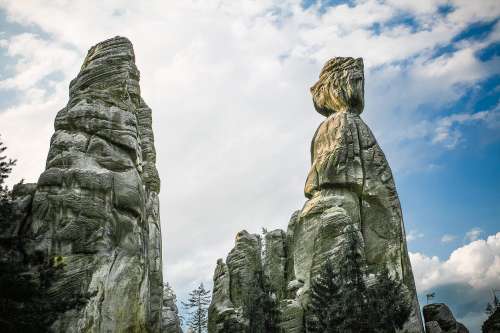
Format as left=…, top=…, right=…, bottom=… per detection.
left=8, top=36, right=165, bottom=332
left=425, top=321, right=443, bottom=333
left=208, top=230, right=263, bottom=332
left=226, top=230, right=263, bottom=308
left=423, top=303, right=469, bottom=333
left=208, top=259, right=245, bottom=333
left=263, top=229, right=287, bottom=299
left=292, top=57, right=422, bottom=332
left=162, top=283, right=183, bottom=333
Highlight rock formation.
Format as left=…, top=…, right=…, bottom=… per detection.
left=423, top=303, right=469, bottom=333
left=0, top=36, right=182, bottom=332
left=208, top=57, right=423, bottom=332
left=162, top=283, right=183, bottom=333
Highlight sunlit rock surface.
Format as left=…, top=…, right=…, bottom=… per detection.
left=208, top=57, right=423, bottom=333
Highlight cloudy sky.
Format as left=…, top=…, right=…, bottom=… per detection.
left=0, top=0, right=499, bottom=331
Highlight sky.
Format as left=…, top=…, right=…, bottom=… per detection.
left=0, top=0, right=498, bottom=331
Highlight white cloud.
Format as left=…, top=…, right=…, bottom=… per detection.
left=410, top=232, right=500, bottom=331
left=465, top=227, right=484, bottom=242
left=0, top=33, right=80, bottom=91
left=0, top=0, right=498, bottom=301
left=410, top=232, right=500, bottom=291
left=433, top=110, right=490, bottom=148
left=441, top=234, right=457, bottom=243
left=407, top=229, right=425, bottom=242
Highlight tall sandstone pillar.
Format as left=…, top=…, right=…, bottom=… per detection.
left=30, top=36, right=163, bottom=332
left=288, top=57, right=423, bottom=332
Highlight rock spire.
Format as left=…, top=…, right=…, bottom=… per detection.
left=0, top=36, right=171, bottom=332
left=208, top=57, right=424, bottom=332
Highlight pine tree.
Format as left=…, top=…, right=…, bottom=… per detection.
left=368, top=266, right=412, bottom=332
left=307, top=225, right=411, bottom=333
left=307, top=226, right=369, bottom=333
left=0, top=135, right=17, bottom=201
left=182, top=283, right=211, bottom=333
left=334, top=227, right=370, bottom=333
left=240, top=266, right=279, bottom=333
left=306, top=259, right=340, bottom=332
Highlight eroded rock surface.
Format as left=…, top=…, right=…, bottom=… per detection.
left=0, top=36, right=171, bottom=333
left=208, top=57, right=423, bottom=333
left=423, top=303, right=469, bottom=333
left=208, top=232, right=260, bottom=332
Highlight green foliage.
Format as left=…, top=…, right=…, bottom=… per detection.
left=307, top=225, right=412, bottom=333
left=242, top=278, right=266, bottom=332
left=183, top=283, right=211, bottom=333
left=0, top=135, right=16, bottom=201
left=368, top=266, right=412, bottom=331
left=306, top=259, right=341, bottom=332
left=241, top=275, right=279, bottom=333
left=0, top=252, right=63, bottom=332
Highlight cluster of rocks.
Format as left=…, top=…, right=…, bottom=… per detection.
left=0, top=36, right=478, bottom=333
left=208, top=57, right=424, bottom=332
left=0, top=36, right=182, bottom=332
left=422, top=303, right=469, bottom=333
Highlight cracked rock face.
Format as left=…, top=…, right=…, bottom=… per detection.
left=29, top=36, right=163, bottom=332
left=208, top=57, right=423, bottom=333
left=208, top=231, right=262, bottom=332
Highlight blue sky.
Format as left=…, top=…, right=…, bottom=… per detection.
left=0, top=1, right=499, bottom=331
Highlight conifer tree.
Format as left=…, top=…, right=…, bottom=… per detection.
left=306, top=259, right=340, bottom=332
left=333, top=227, right=370, bottom=332
left=368, top=265, right=412, bottom=332
left=183, top=283, right=211, bottom=333
left=0, top=135, right=16, bottom=201
left=307, top=226, right=369, bottom=333
left=307, top=225, right=411, bottom=333
left=242, top=278, right=266, bottom=333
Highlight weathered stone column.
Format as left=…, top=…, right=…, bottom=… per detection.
left=288, top=57, right=423, bottom=332
left=30, top=36, right=163, bottom=332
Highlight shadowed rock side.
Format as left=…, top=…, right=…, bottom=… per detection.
left=208, top=57, right=423, bottom=333
left=423, top=303, right=469, bottom=333
left=25, top=36, right=163, bottom=332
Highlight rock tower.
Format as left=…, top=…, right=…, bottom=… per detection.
left=208, top=57, right=424, bottom=332
left=0, top=36, right=172, bottom=332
